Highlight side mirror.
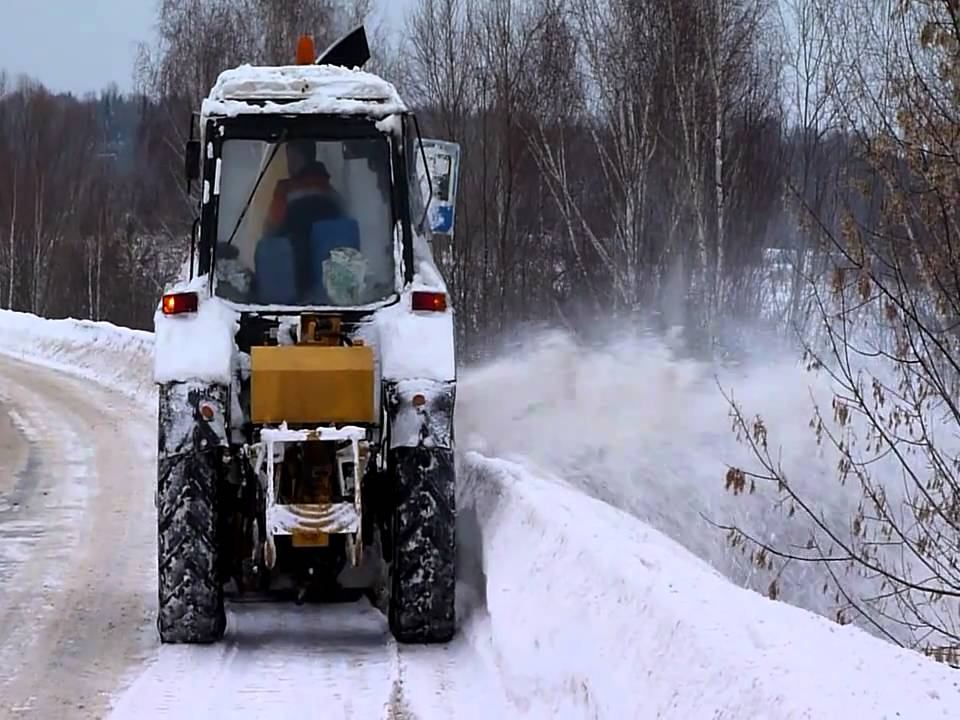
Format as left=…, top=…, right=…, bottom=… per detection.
left=418, top=138, right=461, bottom=238
left=185, top=139, right=201, bottom=186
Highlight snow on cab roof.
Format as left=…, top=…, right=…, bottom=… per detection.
left=201, top=64, right=408, bottom=118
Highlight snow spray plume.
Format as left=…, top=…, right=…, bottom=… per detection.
left=455, top=318, right=931, bottom=647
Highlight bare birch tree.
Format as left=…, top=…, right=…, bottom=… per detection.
left=526, top=0, right=661, bottom=316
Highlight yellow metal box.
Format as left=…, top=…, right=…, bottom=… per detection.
left=250, top=345, right=375, bottom=425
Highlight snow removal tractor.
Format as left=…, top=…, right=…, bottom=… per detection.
left=152, top=28, right=460, bottom=645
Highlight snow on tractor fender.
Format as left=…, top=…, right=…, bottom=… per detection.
left=153, top=273, right=239, bottom=387
left=361, top=274, right=457, bottom=451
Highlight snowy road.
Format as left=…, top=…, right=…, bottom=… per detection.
left=109, top=598, right=510, bottom=720
left=0, top=355, right=156, bottom=719
left=110, top=602, right=400, bottom=719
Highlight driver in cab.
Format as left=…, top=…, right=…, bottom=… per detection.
left=264, top=140, right=344, bottom=237
left=259, top=140, right=353, bottom=301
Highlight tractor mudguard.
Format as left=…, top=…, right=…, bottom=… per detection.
left=158, top=382, right=229, bottom=460
left=384, top=379, right=455, bottom=450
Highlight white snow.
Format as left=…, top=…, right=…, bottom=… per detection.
left=0, top=347, right=150, bottom=713
left=374, top=113, right=403, bottom=137
left=365, top=231, right=455, bottom=384
left=386, top=378, right=454, bottom=449
left=460, top=452, right=960, bottom=718
left=260, top=423, right=367, bottom=443
left=153, top=274, right=239, bottom=385
left=455, top=330, right=850, bottom=626
left=0, top=308, right=154, bottom=401
left=411, top=232, right=448, bottom=291
left=452, top=324, right=960, bottom=655
left=108, top=603, right=399, bottom=719
left=268, top=502, right=359, bottom=535
left=371, top=290, right=456, bottom=383
left=202, top=64, right=407, bottom=119
left=0, top=376, right=94, bottom=593
left=6, top=302, right=960, bottom=719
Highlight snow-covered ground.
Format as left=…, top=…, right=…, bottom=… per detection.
left=460, top=453, right=960, bottom=717
left=2, top=308, right=960, bottom=718
left=0, top=349, right=156, bottom=718
left=0, top=308, right=154, bottom=401
left=108, top=594, right=516, bottom=719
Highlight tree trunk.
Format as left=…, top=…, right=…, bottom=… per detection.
left=6, top=169, right=16, bottom=310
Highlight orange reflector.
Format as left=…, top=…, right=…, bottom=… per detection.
left=296, top=35, right=316, bottom=65
left=412, top=394, right=426, bottom=407
left=199, top=402, right=215, bottom=421
left=411, top=291, right=447, bottom=312
left=161, top=291, right=198, bottom=315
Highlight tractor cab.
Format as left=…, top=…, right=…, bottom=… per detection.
left=184, top=33, right=427, bottom=313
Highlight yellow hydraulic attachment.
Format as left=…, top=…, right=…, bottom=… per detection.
left=249, top=315, right=375, bottom=425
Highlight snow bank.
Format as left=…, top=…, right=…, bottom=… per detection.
left=461, top=452, right=960, bottom=718
left=0, top=309, right=155, bottom=403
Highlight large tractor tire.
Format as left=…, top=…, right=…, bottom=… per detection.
left=388, top=446, right=456, bottom=643
left=156, top=383, right=227, bottom=643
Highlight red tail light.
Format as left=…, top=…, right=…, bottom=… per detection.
left=296, top=35, right=316, bottom=65
left=411, top=291, right=447, bottom=312
left=162, top=291, right=199, bottom=315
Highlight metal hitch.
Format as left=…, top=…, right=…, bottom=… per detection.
left=251, top=424, right=369, bottom=569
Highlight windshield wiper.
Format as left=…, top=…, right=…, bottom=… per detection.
left=220, top=130, right=289, bottom=252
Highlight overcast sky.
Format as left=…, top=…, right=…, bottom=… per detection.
left=0, top=0, right=408, bottom=96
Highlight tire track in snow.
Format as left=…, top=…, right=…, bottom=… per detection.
left=0, top=401, right=41, bottom=582
left=394, top=630, right=513, bottom=720
left=0, top=402, right=31, bottom=503
left=0, top=364, right=95, bottom=688
left=109, top=601, right=402, bottom=719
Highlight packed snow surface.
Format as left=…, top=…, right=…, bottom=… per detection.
left=3, top=311, right=960, bottom=718
left=0, top=345, right=157, bottom=718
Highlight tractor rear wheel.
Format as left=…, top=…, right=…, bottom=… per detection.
left=388, top=446, right=456, bottom=643
left=156, top=383, right=226, bottom=643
